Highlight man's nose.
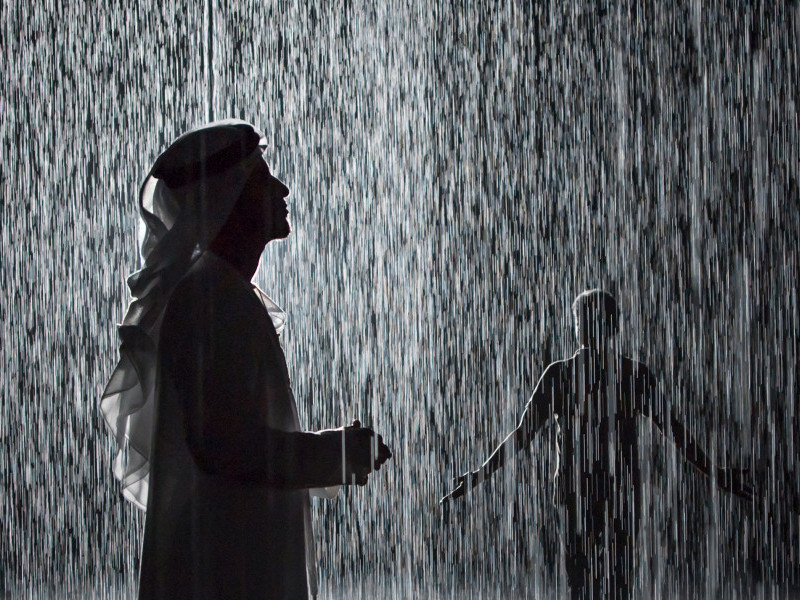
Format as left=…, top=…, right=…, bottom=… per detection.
left=271, top=178, right=290, bottom=198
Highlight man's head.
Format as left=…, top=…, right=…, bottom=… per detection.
left=146, top=120, right=269, bottom=254
left=572, top=289, right=618, bottom=348
left=144, top=120, right=292, bottom=277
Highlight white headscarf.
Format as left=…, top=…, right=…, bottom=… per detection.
left=100, top=120, right=268, bottom=510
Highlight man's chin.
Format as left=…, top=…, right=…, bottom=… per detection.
left=273, top=222, right=291, bottom=240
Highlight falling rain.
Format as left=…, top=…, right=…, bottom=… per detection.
left=1, top=1, right=798, bottom=598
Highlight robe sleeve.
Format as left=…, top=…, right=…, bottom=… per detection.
left=158, top=271, right=345, bottom=488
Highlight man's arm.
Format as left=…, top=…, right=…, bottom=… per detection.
left=160, top=274, right=388, bottom=489
left=668, top=412, right=753, bottom=498
left=644, top=373, right=752, bottom=500
left=186, top=416, right=381, bottom=488
left=441, top=362, right=560, bottom=502
left=666, top=412, right=714, bottom=477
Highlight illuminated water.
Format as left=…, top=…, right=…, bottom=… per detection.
left=2, top=1, right=798, bottom=597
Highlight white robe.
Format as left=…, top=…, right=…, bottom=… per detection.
left=138, top=252, right=337, bottom=600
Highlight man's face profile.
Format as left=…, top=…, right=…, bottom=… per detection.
left=237, top=161, right=292, bottom=246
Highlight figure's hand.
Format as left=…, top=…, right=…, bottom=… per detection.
left=439, top=472, right=470, bottom=505
left=717, top=467, right=754, bottom=501
left=342, top=419, right=393, bottom=486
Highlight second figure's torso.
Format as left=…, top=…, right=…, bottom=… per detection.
left=550, top=348, right=661, bottom=538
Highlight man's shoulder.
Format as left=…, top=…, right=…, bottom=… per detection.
left=615, top=354, right=644, bottom=368
left=165, top=253, right=255, bottom=319
left=181, top=253, right=251, bottom=293
left=558, top=350, right=656, bottom=384
left=166, top=261, right=213, bottom=314
left=618, top=355, right=656, bottom=383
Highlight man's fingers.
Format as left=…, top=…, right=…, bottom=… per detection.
left=369, top=432, right=392, bottom=467
left=371, top=442, right=392, bottom=470
left=718, top=467, right=755, bottom=500
left=358, top=463, right=370, bottom=485
left=349, top=466, right=369, bottom=486
left=740, top=482, right=755, bottom=500
left=346, top=423, right=392, bottom=470
left=376, top=434, right=384, bottom=458
left=378, top=441, right=392, bottom=461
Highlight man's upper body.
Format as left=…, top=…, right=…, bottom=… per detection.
left=156, top=250, right=354, bottom=486
left=441, top=290, right=751, bottom=515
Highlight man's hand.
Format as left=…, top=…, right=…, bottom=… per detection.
left=717, top=466, right=754, bottom=501
left=341, top=419, right=392, bottom=486
left=439, top=472, right=471, bottom=505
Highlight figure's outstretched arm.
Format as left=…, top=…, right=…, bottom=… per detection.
left=441, top=363, right=559, bottom=503
left=645, top=374, right=719, bottom=478
left=668, top=413, right=714, bottom=477
left=647, top=388, right=753, bottom=502
left=668, top=413, right=753, bottom=500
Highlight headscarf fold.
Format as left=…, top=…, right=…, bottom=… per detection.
left=100, top=120, right=267, bottom=509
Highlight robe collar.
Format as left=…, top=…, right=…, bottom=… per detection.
left=204, top=250, right=287, bottom=336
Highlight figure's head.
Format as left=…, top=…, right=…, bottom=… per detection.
left=572, top=289, right=618, bottom=348
left=143, top=119, right=291, bottom=276
left=147, top=120, right=270, bottom=252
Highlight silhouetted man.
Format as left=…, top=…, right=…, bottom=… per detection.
left=101, top=121, right=391, bottom=600
left=442, top=289, right=751, bottom=598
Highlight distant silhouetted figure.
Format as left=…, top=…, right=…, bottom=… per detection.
left=101, top=121, right=391, bottom=600
left=442, top=289, right=751, bottom=598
